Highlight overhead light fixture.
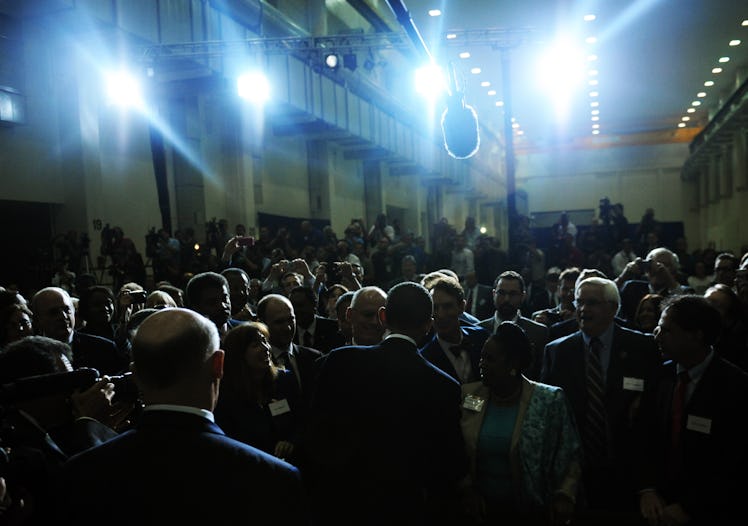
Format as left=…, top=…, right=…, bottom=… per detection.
left=743, top=20, right=748, bottom=26
left=487, top=90, right=496, bottom=96
left=592, top=124, right=600, bottom=129
left=512, top=122, right=520, bottom=129
left=697, top=92, right=706, bottom=98
left=729, top=39, right=741, bottom=46
left=237, top=71, right=270, bottom=104
left=692, top=100, right=701, bottom=106
left=343, top=53, right=357, bottom=71
left=588, top=69, right=599, bottom=76
left=428, top=9, right=441, bottom=17
left=105, top=70, right=144, bottom=108
left=718, top=56, right=730, bottom=63
left=591, top=116, right=599, bottom=121
left=459, top=52, right=471, bottom=59
left=495, top=100, right=504, bottom=107
left=682, top=116, right=690, bottom=121
left=712, top=67, right=723, bottom=74
left=589, top=79, right=599, bottom=86
left=678, top=123, right=686, bottom=128
left=324, top=53, right=340, bottom=69
left=591, top=110, right=600, bottom=115
left=481, top=81, right=490, bottom=87
left=587, top=54, right=598, bottom=61
left=590, top=101, right=599, bottom=107
left=446, top=33, right=457, bottom=40
left=704, top=80, right=715, bottom=86
left=687, top=108, right=696, bottom=113
left=592, top=129, right=600, bottom=135
left=585, top=36, right=597, bottom=44
left=589, top=91, right=599, bottom=97
left=471, top=67, right=481, bottom=74
left=517, top=130, right=524, bottom=135
left=583, top=14, right=596, bottom=22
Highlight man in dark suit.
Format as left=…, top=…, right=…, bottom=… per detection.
left=462, top=271, right=494, bottom=321
left=420, top=276, right=489, bottom=384
left=289, top=286, right=344, bottom=353
left=56, top=308, right=307, bottom=525
left=478, top=271, right=549, bottom=380
left=185, top=272, right=245, bottom=340
left=32, top=287, right=124, bottom=374
left=258, top=294, right=322, bottom=396
left=636, top=295, right=748, bottom=525
left=306, top=282, right=468, bottom=525
left=541, top=277, right=660, bottom=515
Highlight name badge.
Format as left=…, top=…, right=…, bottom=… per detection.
left=462, top=394, right=485, bottom=412
left=622, top=377, right=644, bottom=392
left=686, top=415, right=712, bottom=435
left=268, top=399, right=291, bottom=416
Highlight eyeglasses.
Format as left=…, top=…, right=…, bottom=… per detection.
left=573, top=299, right=615, bottom=309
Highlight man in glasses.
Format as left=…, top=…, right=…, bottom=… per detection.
left=478, top=271, right=548, bottom=380
left=541, top=277, right=660, bottom=518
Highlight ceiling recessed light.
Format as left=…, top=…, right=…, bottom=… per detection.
left=682, top=116, right=690, bottom=121
left=591, top=110, right=600, bottom=115
left=495, top=100, right=504, bottom=107
left=446, top=33, right=457, bottom=40
left=592, top=124, right=600, bottom=129
left=589, top=79, right=599, bottom=86
left=697, top=92, right=706, bottom=98
left=692, top=100, right=702, bottom=106
left=487, top=90, right=496, bottom=96
left=511, top=117, right=516, bottom=122
left=480, top=81, right=490, bottom=87
left=512, top=122, right=520, bottom=129
left=517, top=130, right=524, bottom=135
left=584, top=14, right=596, bottom=22
left=729, top=39, right=741, bottom=46
left=428, top=9, right=441, bottom=17
left=587, top=54, right=598, bottom=61
left=585, top=36, right=597, bottom=44
left=591, top=116, right=600, bottom=121
left=589, top=91, right=599, bottom=97
left=592, top=129, right=600, bottom=135
left=471, top=67, right=481, bottom=74
left=590, top=101, right=599, bottom=107
left=704, top=80, right=715, bottom=87
left=718, top=56, right=730, bottom=63
left=588, top=69, right=599, bottom=76
left=678, top=123, right=686, bottom=128
left=459, top=52, right=471, bottom=59
left=743, top=20, right=748, bottom=26
left=712, top=67, right=723, bottom=74
left=687, top=108, right=696, bottom=113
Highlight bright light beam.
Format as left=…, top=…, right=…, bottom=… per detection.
left=105, top=71, right=144, bottom=108
left=237, top=71, right=271, bottom=105
left=536, top=41, right=587, bottom=118
left=414, top=63, right=447, bottom=101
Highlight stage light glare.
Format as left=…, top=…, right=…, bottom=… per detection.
left=479, top=226, right=487, bottom=234
left=237, top=72, right=270, bottom=104
left=324, top=53, right=340, bottom=69
left=105, top=70, right=143, bottom=108
left=414, top=63, right=446, bottom=100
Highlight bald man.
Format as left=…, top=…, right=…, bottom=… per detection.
left=57, top=308, right=306, bottom=524
left=32, top=287, right=123, bottom=375
left=346, top=286, right=387, bottom=345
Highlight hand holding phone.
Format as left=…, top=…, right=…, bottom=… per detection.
left=237, top=236, right=255, bottom=247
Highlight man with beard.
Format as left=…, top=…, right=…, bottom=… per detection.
left=185, top=272, right=244, bottom=340
left=478, top=271, right=548, bottom=380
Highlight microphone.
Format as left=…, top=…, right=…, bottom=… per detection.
left=441, top=63, right=480, bottom=159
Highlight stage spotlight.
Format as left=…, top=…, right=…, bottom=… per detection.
left=343, top=53, right=357, bottom=71
left=414, top=63, right=446, bottom=100
left=324, top=53, right=340, bottom=69
left=237, top=71, right=270, bottom=104
left=105, top=70, right=143, bottom=108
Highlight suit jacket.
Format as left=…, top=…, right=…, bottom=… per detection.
left=540, top=325, right=660, bottom=508
left=419, top=325, right=490, bottom=384
left=297, top=315, right=344, bottom=354
left=306, top=336, right=468, bottom=524
left=634, top=357, right=748, bottom=524
left=290, top=343, right=322, bottom=398
left=464, top=284, right=494, bottom=321
left=57, top=410, right=307, bottom=525
left=71, top=331, right=125, bottom=375
left=461, top=378, right=582, bottom=510
left=478, top=315, right=549, bottom=381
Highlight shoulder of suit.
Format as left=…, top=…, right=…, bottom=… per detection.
left=294, top=344, right=323, bottom=358
left=518, top=316, right=548, bottom=331
left=74, top=331, right=117, bottom=348
left=463, top=325, right=489, bottom=337
left=546, top=330, right=581, bottom=349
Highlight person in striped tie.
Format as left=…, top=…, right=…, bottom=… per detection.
left=541, top=277, right=660, bottom=520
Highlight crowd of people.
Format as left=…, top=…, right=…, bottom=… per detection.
left=1, top=207, right=747, bottom=525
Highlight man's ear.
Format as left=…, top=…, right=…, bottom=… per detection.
left=458, top=299, right=466, bottom=315
left=378, top=306, right=387, bottom=328
left=346, top=306, right=353, bottom=322
left=211, top=349, right=225, bottom=380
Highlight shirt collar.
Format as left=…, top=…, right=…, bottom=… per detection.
left=384, top=333, right=417, bottom=347
left=494, top=310, right=519, bottom=326
left=581, top=322, right=615, bottom=350
left=676, top=349, right=715, bottom=383
left=270, top=343, right=293, bottom=359
left=145, top=404, right=215, bottom=423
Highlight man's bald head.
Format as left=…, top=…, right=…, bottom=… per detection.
left=133, top=308, right=220, bottom=392
left=348, top=287, right=387, bottom=345
left=32, top=287, right=75, bottom=343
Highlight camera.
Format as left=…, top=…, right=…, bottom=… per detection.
left=237, top=236, right=255, bottom=247
left=129, top=291, right=147, bottom=303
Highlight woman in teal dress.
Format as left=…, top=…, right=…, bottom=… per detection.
left=461, top=321, right=582, bottom=525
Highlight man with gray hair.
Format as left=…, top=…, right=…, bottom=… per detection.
left=57, top=308, right=306, bottom=524
left=346, top=286, right=387, bottom=345
left=541, top=277, right=660, bottom=516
